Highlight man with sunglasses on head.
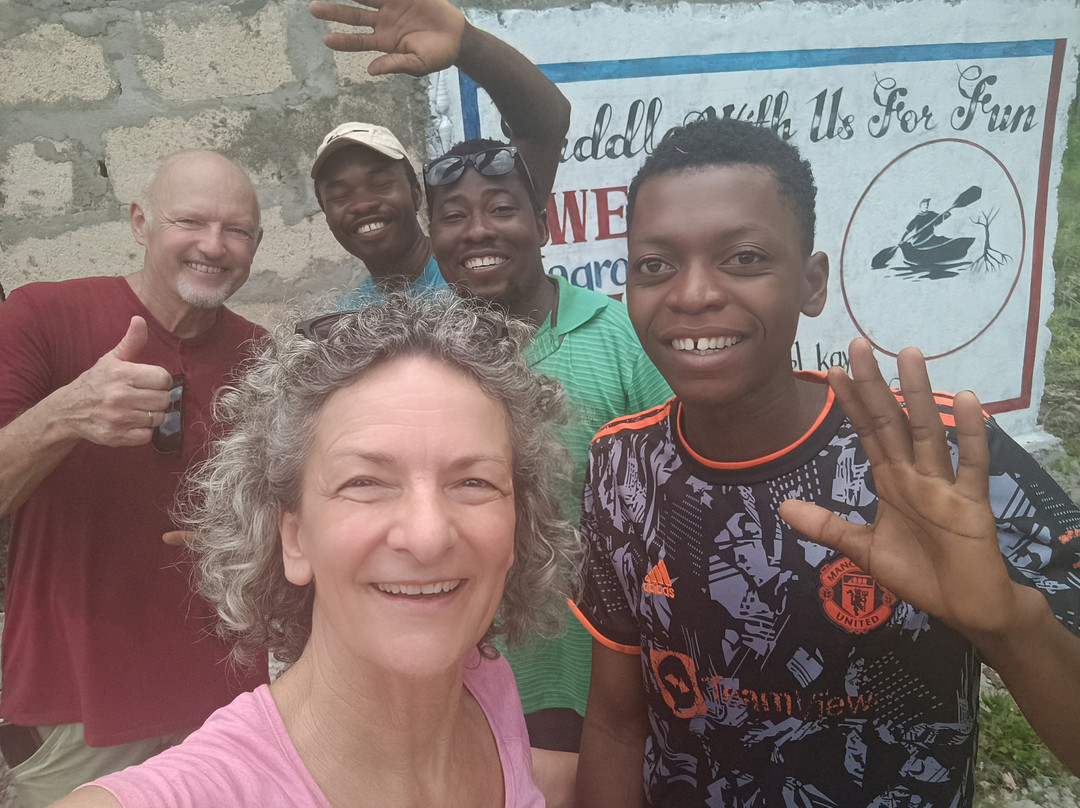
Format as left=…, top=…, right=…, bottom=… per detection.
left=424, top=144, right=671, bottom=807
left=310, top=0, right=570, bottom=308
left=0, top=151, right=269, bottom=807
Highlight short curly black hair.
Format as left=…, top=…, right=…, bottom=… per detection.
left=426, top=138, right=543, bottom=213
left=627, top=117, right=818, bottom=254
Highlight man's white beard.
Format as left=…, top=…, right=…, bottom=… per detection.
left=177, top=275, right=236, bottom=309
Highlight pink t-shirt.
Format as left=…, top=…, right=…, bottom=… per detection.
left=90, top=651, right=544, bottom=807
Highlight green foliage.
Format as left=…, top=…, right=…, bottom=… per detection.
left=977, top=691, right=1069, bottom=784
left=1042, top=59, right=1080, bottom=456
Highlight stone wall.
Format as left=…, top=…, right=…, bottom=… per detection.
left=1, top=0, right=728, bottom=323
left=0, top=0, right=447, bottom=323
left=2, top=0, right=1077, bottom=433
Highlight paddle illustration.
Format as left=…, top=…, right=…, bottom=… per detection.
left=872, top=185, right=983, bottom=269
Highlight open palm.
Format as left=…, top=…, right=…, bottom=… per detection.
left=780, top=339, right=1023, bottom=638
left=310, top=0, right=466, bottom=77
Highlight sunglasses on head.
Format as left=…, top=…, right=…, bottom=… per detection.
left=295, top=312, right=355, bottom=342
left=423, top=146, right=537, bottom=200
left=153, top=374, right=185, bottom=454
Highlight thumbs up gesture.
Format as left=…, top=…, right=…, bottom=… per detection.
left=67, top=316, right=175, bottom=447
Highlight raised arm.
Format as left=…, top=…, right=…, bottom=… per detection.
left=451, top=23, right=569, bottom=202
left=310, top=0, right=570, bottom=201
left=575, top=641, right=649, bottom=808
left=778, top=338, right=1080, bottom=775
left=0, top=316, right=173, bottom=517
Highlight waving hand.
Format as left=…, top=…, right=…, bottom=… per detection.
left=310, top=0, right=466, bottom=77
left=778, top=338, right=1019, bottom=637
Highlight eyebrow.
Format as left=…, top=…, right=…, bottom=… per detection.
left=632, top=223, right=772, bottom=247
left=323, top=165, right=399, bottom=187
left=326, top=449, right=511, bottom=469
left=433, top=183, right=521, bottom=209
left=161, top=208, right=258, bottom=227
left=326, top=449, right=395, bottom=466
left=450, top=454, right=512, bottom=470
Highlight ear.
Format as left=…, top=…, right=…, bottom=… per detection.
left=411, top=180, right=424, bottom=212
left=130, top=202, right=149, bottom=246
left=800, top=251, right=829, bottom=318
left=279, top=511, right=313, bottom=586
left=535, top=208, right=550, bottom=247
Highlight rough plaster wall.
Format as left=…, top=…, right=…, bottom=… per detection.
left=0, top=0, right=1063, bottom=331
left=0, top=0, right=835, bottom=325
left=0, top=0, right=436, bottom=324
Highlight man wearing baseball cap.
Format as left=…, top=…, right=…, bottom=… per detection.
left=311, top=0, right=569, bottom=309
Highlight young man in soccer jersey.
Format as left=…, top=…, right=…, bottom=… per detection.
left=572, top=116, right=1080, bottom=807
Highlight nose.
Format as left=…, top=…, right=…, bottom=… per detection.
left=385, top=484, right=455, bottom=565
left=195, top=224, right=228, bottom=259
left=462, top=212, right=496, bottom=244
left=665, top=262, right=728, bottom=313
left=346, top=191, right=380, bottom=217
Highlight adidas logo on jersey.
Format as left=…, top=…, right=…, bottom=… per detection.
left=643, top=560, right=675, bottom=599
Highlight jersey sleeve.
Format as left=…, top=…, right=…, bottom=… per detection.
left=985, top=417, right=1080, bottom=636
left=573, top=436, right=642, bottom=654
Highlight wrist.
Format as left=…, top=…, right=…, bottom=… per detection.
left=42, top=382, right=91, bottom=445
left=452, top=19, right=482, bottom=71
left=965, top=582, right=1052, bottom=658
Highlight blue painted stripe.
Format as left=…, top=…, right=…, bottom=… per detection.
left=459, top=73, right=482, bottom=140
left=538, top=40, right=1057, bottom=83
left=451, top=38, right=1055, bottom=146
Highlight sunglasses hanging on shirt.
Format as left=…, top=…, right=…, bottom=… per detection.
left=153, top=374, right=185, bottom=454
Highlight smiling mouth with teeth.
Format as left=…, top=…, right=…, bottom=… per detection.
left=672, top=336, right=743, bottom=352
left=464, top=256, right=507, bottom=270
left=375, top=580, right=463, bottom=596
left=356, top=221, right=386, bottom=235
left=185, top=261, right=226, bottom=275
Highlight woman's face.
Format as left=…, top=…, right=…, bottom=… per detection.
left=279, top=355, right=517, bottom=678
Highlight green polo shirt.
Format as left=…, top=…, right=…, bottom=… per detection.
left=502, top=274, right=672, bottom=722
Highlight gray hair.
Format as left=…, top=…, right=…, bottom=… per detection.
left=181, top=292, right=580, bottom=666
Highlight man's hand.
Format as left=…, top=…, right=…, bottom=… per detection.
left=66, top=316, right=174, bottom=448
left=0, top=315, right=175, bottom=517
left=310, top=0, right=466, bottom=77
left=779, top=337, right=1023, bottom=640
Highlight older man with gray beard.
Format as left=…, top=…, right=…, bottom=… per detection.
left=0, top=151, right=269, bottom=807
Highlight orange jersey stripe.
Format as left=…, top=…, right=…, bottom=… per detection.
left=592, top=400, right=674, bottom=443
left=567, top=599, right=639, bottom=656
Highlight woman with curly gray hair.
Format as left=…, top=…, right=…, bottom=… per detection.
left=59, top=294, right=580, bottom=808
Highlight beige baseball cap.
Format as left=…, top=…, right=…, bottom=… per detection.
left=311, top=122, right=410, bottom=179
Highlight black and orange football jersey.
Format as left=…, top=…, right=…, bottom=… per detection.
left=576, top=375, right=1080, bottom=808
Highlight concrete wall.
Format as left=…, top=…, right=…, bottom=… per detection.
left=1, top=0, right=1075, bottom=358
left=0, top=0, right=731, bottom=323
left=0, top=0, right=443, bottom=324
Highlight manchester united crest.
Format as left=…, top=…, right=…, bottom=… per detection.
left=818, top=557, right=896, bottom=634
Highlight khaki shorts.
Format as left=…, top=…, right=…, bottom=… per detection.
left=10, top=723, right=188, bottom=808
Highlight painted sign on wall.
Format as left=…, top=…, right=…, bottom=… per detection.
left=430, top=0, right=1079, bottom=433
